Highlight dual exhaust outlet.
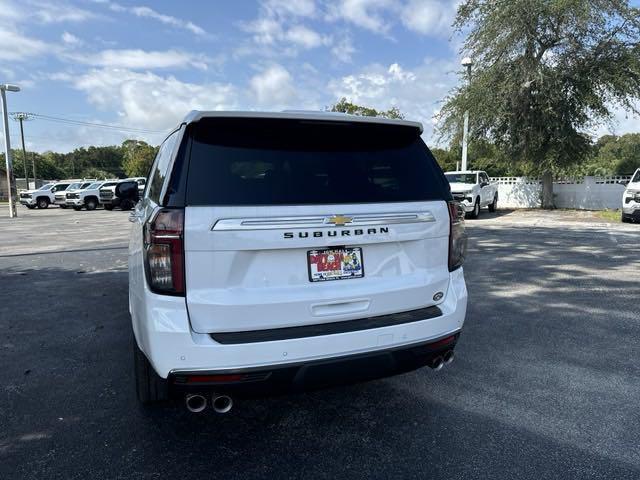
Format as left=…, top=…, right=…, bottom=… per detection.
left=429, top=349, right=455, bottom=371
left=185, top=393, right=233, bottom=414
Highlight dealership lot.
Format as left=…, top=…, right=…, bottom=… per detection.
left=1, top=208, right=639, bottom=479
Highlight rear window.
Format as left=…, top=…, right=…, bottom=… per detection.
left=184, top=118, right=449, bottom=206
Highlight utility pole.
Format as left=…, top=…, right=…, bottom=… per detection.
left=460, top=57, right=473, bottom=172
left=12, top=113, right=31, bottom=188
left=1, top=84, right=20, bottom=218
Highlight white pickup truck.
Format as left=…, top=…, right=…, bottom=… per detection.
left=65, top=180, right=118, bottom=210
left=444, top=170, right=498, bottom=218
left=621, top=168, right=640, bottom=223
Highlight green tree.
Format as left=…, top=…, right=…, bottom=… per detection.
left=330, top=98, right=405, bottom=119
left=438, top=0, right=640, bottom=208
left=122, top=140, right=158, bottom=177
left=591, top=133, right=640, bottom=175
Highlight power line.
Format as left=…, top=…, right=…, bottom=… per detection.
left=8, top=112, right=168, bottom=135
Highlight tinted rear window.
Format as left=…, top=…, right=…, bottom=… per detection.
left=185, top=118, right=449, bottom=206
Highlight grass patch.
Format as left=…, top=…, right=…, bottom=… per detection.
left=597, top=209, right=621, bottom=222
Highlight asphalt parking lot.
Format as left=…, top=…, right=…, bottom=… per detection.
left=1, top=207, right=639, bottom=479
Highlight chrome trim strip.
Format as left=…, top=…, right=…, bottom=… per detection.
left=212, top=211, right=435, bottom=231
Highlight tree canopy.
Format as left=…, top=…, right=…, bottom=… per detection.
left=330, top=98, right=405, bottom=119
left=438, top=0, right=640, bottom=207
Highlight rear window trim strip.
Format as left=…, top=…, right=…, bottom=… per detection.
left=211, top=211, right=436, bottom=231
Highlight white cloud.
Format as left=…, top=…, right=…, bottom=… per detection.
left=97, top=1, right=207, bottom=36
left=285, top=25, right=326, bottom=49
left=31, top=0, right=97, bottom=23
left=400, top=0, right=457, bottom=37
left=0, top=26, right=48, bottom=61
left=328, top=59, right=458, bottom=142
left=72, top=68, right=239, bottom=131
left=331, top=35, right=356, bottom=63
left=61, top=31, right=82, bottom=45
left=68, top=49, right=210, bottom=70
left=326, top=0, right=396, bottom=35
left=249, top=64, right=297, bottom=106
left=264, top=0, right=316, bottom=17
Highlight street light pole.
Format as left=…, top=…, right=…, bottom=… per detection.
left=1, top=84, right=20, bottom=218
left=13, top=113, right=31, bottom=188
left=460, top=57, right=473, bottom=172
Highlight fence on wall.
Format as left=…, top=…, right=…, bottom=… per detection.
left=490, top=176, right=632, bottom=210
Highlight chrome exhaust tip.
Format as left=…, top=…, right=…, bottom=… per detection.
left=185, top=394, right=207, bottom=413
left=443, top=350, right=455, bottom=365
left=212, top=395, right=233, bottom=414
left=430, top=356, right=444, bottom=371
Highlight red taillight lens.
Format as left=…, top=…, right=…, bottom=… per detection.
left=144, top=208, right=185, bottom=295
left=448, top=201, right=467, bottom=271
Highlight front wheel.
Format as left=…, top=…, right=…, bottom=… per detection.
left=468, top=198, right=480, bottom=219
left=488, top=194, right=498, bottom=213
left=37, top=198, right=49, bottom=209
left=622, top=214, right=631, bottom=223
left=85, top=198, right=98, bottom=211
left=133, top=338, right=169, bottom=405
left=73, top=206, right=82, bottom=211
left=59, top=205, right=68, bottom=209
left=26, top=205, right=36, bottom=210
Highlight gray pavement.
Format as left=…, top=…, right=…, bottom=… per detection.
left=1, top=207, right=639, bottom=479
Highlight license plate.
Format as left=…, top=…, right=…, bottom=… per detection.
left=307, top=247, right=364, bottom=282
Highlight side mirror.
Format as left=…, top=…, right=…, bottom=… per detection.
left=618, top=180, right=629, bottom=186
left=115, top=181, right=140, bottom=202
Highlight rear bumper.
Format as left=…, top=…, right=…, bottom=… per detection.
left=170, top=332, right=459, bottom=396
left=131, top=268, right=468, bottom=379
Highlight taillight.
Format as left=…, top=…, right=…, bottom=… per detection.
left=448, top=201, right=467, bottom=271
left=144, top=208, right=185, bottom=295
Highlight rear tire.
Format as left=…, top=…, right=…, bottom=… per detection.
left=488, top=195, right=498, bottom=213
left=104, top=204, right=113, bottom=211
left=73, top=206, right=82, bottom=211
left=468, top=198, right=480, bottom=219
left=36, top=197, right=49, bottom=209
left=133, top=338, right=169, bottom=405
left=622, top=214, right=631, bottom=223
left=26, top=205, right=36, bottom=210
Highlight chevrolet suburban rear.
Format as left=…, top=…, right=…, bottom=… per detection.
left=128, top=111, right=468, bottom=413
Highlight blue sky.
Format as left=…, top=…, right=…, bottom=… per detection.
left=1, top=0, right=638, bottom=152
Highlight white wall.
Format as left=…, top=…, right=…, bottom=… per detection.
left=491, top=176, right=630, bottom=210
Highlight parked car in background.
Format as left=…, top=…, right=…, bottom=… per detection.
left=100, top=178, right=143, bottom=210
left=19, top=181, right=74, bottom=209
left=54, top=180, right=93, bottom=208
left=128, top=110, right=468, bottom=413
left=622, top=168, right=640, bottom=223
left=66, top=180, right=118, bottom=210
left=444, top=170, right=498, bottom=219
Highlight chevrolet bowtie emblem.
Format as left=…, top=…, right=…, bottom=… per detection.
left=327, top=215, right=353, bottom=226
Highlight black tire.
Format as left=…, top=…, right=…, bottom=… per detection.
left=85, top=198, right=98, bottom=211
left=488, top=194, right=498, bottom=213
left=36, top=197, right=49, bottom=209
left=26, top=205, right=36, bottom=210
left=73, top=206, right=82, bottom=211
left=59, top=205, right=68, bottom=209
left=621, top=214, right=631, bottom=223
left=104, top=204, right=114, bottom=211
left=133, top=338, right=169, bottom=405
left=468, top=198, right=481, bottom=219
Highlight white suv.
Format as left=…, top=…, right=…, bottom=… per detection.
left=128, top=111, right=468, bottom=412
left=622, top=168, right=640, bottom=223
